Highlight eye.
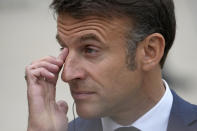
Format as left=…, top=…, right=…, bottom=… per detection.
left=85, top=47, right=96, bottom=53
left=84, top=46, right=99, bottom=55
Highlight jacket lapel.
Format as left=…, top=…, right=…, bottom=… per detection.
left=167, top=90, right=197, bottom=131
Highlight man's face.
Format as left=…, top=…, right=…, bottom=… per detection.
left=57, top=14, right=142, bottom=119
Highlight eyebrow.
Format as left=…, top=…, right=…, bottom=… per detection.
left=56, top=33, right=103, bottom=47
left=79, top=33, right=102, bottom=44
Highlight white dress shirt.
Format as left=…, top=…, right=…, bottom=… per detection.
left=101, top=80, right=173, bottom=131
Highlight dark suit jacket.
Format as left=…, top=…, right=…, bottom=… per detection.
left=68, top=90, right=197, bottom=131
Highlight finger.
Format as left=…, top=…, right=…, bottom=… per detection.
left=31, top=61, right=60, bottom=74
left=32, top=67, right=55, bottom=81
left=25, top=65, right=36, bottom=84
left=31, top=56, right=63, bottom=67
left=57, top=48, right=68, bottom=63
left=57, top=100, right=68, bottom=114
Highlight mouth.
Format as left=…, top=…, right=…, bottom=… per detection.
left=71, top=90, right=96, bottom=100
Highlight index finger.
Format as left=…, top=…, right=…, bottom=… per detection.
left=57, top=48, right=68, bottom=63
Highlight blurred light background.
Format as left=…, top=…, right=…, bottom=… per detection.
left=0, top=0, right=197, bottom=130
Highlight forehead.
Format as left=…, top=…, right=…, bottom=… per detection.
left=57, top=14, right=132, bottom=43
left=57, top=13, right=130, bottom=28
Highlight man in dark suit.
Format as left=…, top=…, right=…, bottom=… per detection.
left=25, top=0, right=197, bottom=131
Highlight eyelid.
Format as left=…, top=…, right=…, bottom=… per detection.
left=85, top=45, right=99, bottom=50
left=60, top=47, right=64, bottom=51
left=83, top=45, right=100, bottom=56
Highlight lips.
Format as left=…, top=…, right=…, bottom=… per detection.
left=71, top=90, right=96, bottom=100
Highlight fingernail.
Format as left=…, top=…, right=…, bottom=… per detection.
left=50, top=72, right=55, bottom=77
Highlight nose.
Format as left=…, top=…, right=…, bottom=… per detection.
left=61, top=53, right=85, bottom=82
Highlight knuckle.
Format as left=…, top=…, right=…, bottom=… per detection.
left=29, top=64, right=36, bottom=70
left=25, top=65, right=29, bottom=71
left=42, top=61, right=51, bottom=66
left=25, top=65, right=32, bottom=72
left=48, top=55, right=56, bottom=59
left=42, top=56, right=55, bottom=61
left=39, top=61, right=47, bottom=66
left=30, top=60, right=37, bottom=65
left=28, top=69, right=35, bottom=77
left=40, top=67, right=47, bottom=73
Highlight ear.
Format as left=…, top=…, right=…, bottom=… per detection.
left=139, top=33, right=165, bottom=71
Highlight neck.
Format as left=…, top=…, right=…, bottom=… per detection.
left=110, top=66, right=165, bottom=125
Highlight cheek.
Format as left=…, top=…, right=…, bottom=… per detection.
left=90, top=62, right=123, bottom=87
left=91, top=63, right=125, bottom=94
left=94, top=62, right=141, bottom=97
left=85, top=50, right=140, bottom=98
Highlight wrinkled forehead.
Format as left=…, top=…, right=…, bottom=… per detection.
left=57, top=14, right=113, bottom=33
left=57, top=14, right=112, bottom=43
left=56, top=13, right=133, bottom=47
left=57, top=13, right=132, bottom=33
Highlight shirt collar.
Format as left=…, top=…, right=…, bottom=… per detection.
left=101, top=80, right=173, bottom=131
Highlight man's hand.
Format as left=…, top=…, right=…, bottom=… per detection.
left=25, top=48, right=69, bottom=131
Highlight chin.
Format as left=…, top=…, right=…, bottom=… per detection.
left=75, top=103, right=103, bottom=119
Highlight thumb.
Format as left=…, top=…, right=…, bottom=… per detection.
left=57, top=100, right=68, bottom=114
